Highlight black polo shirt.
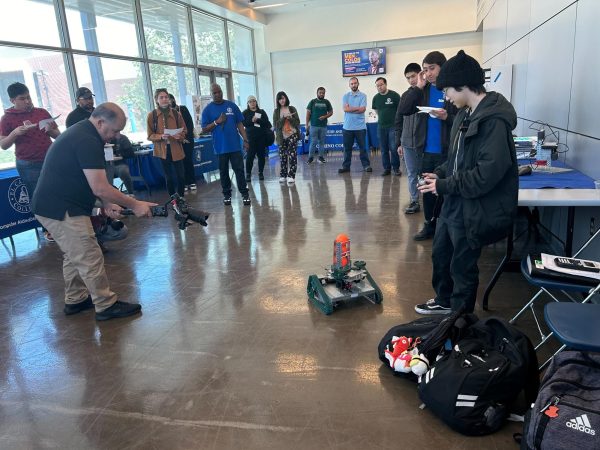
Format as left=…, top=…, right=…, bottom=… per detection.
left=32, top=120, right=106, bottom=220
left=65, top=106, right=92, bottom=128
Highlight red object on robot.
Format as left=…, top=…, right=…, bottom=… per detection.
left=333, top=233, right=351, bottom=270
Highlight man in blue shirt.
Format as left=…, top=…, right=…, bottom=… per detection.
left=338, top=77, right=372, bottom=173
left=201, top=84, right=251, bottom=206
left=396, top=51, right=456, bottom=240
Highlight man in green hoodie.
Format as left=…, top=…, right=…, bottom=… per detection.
left=414, top=50, right=518, bottom=315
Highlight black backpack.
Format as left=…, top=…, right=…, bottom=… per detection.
left=521, top=351, right=600, bottom=450
left=418, top=317, right=539, bottom=436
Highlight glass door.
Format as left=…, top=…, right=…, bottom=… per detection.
left=195, top=69, right=232, bottom=130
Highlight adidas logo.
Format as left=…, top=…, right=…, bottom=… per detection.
left=566, top=414, right=596, bottom=435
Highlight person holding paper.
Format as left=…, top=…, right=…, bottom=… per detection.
left=0, top=82, right=60, bottom=242
left=146, top=88, right=187, bottom=197
left=242, top=95, right=272, bottom=182
left=272, top=91, right=300, bottom=185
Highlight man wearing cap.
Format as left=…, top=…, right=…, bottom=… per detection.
left=66, top=87, right=95, bottom=127
left=414, top=50, right=518, bottom=315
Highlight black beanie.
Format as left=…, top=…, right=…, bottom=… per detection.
left=436, top=50, right=484, bottom=90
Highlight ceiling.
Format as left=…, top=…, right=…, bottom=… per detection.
left=233, top=0, right=369, bottom=15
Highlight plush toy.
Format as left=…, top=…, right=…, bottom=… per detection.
left=384, top=336, right=430, bottom=375
left=408, top=351, right=429, bottom=376
left=384, top=336, right=413, bottom=369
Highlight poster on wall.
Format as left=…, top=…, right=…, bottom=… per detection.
left=342, top=48, right=386, bottom=77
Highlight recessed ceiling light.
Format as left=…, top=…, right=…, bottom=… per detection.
left=253, top=3, right=288, bottom=9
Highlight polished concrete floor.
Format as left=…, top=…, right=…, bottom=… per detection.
left=1, top=153, right=550, bottom=449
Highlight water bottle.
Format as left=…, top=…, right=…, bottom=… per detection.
left=536, top=128, right=551, bottom=167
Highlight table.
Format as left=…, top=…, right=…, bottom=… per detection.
left=482, top=162, right=599, bottom=310
left=0, top=169, right=40, bottom=241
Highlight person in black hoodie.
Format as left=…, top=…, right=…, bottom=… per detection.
left=395, top=51, right=457, bottom=241
left=242, top=95, right=272, bottom=181
left=414, top=50, right=518, bottom=315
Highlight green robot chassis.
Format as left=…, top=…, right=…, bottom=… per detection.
left=306, top=260, right=383, bottom=315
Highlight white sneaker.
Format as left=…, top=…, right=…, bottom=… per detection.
left=287, top=177, right=295, bottom=185
left=279, top=177, right=286, bottom=183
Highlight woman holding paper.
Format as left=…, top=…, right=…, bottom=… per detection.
left=272, top=91, right=300, bottom=185
left=146, top=88, right=187, bottom=197
left=242, top=95, right=272, bottom=182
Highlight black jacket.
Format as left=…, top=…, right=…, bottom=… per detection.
left=66, top=106, right=92, bottom=128
left=394, top=83, right=457, bottom=153
left=175, top=105, right=195, bottom=141
left=243, top=108, right=272, bottom=140
left=435, top=92, right=519, bottom=248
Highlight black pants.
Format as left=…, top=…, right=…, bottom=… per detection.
left=159, top=145, right=185, bottom=197
left=246, top=135, right=266, bottom=176
left=219, top=151, right=248, bottom=197
left=420, top=152, right=446, bottom=223
left=182, top=140, right=196, bottom=185
left=431, top=218, right=482, bottom=313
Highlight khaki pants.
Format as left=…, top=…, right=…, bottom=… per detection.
left=36, top=212, right=117, bottom=312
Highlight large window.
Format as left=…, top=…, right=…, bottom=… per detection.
left=0, top=2, right=257, bottom=169
left=141, top=0, right=192, bottom=64
left=192, top=12, right=228, bottom=69
left=0, top=46, right=71, bottom=170
left=228, top=23, right=254, bottom=73
left=64, top=0, right=140, bottom=57
left=0, top=0, right=61, bottom=48
left=73, top=55, right=149, bottom=141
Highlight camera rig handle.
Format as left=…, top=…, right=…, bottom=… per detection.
left=120, top=194, right=209, bottom=230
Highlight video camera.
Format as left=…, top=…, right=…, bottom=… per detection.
left=122, top=194, right=209, bottom=230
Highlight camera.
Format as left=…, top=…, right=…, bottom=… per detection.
left=121, top=194, right=209, bottom=230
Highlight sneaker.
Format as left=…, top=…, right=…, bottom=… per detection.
left=64, top=296, right=93, bottom=316
left=245, top=175, right=251, bottom=182
left=279, top=177, right=286, bottom=183
left=223, top=197, right=232, bottom=206
left=189, top=184, right=197, bottom=190
left=258, top=173, right=264, bottom=181
left=318, top=156, right=326, bottom=164
left=415, top=298, right=452, bottom=315
left=364, top=166, right=373, bottom=172
left=184, top=185, right=190, bottom=192
left=414, top=223, right=435, bottom=241
left=287, top=177, right=295, bottom=185
left=95, top=301, right=142, bottom=321
left=404, top=201, right=421, bottom=214
left=381, top=169, right=391, bottom=176
left=43, top=231, right=55, bottom=242
left=243, top=196, right=251, bottom=206
left=338, top=167, right=350, bottom=174
left=394, top=170, right=402, bottom=176
left=307, top=157, right=314, bottom=164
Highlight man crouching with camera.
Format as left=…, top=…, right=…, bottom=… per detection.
left=32, top=103, right=157, bottom=321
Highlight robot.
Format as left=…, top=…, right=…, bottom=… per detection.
left=307, top=233, right=383, bottom=315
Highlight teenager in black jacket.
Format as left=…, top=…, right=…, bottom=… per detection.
left=414, top=50, right=518, bottom=315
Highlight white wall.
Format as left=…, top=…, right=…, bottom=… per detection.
left=270, top=32, right=482, bottom=124
left=482, top=0, right=600, bottom=255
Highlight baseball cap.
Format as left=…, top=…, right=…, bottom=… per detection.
left=75, top=87, right=95, bottom=99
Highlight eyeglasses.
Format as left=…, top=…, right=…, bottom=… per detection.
left=442, top=88, right=449, bottom=95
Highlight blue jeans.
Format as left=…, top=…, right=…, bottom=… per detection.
left=342, top=129, right=370, bottom=169
left=16, top=159, right=44, bottom=202
left=308, top=126, right=326, bottom=158
left=403, top=146, right=421, bottom=203
left=378, top=127, right=399, bottom=171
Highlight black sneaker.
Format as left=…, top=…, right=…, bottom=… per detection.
left=338, top=167, right=350, bottom=174
left=307, top=157, right=314, bottom=164
left=318, top=156, right=326, bottom=164
left=243, top=196, right=251, bottom=206
left=364, top=166, right=373, bottom=172
left=404, top=201, right=421, bottom=214
left=414, top=223, right=435, bottom=241
left=223, top=197, right=232, bottom=206
left=258, top=173, right=264, bottom=180
left=381, top=169, right=391, bottom=176
left=415, top=299, right=452, bottom=315
left=64, top=296, right=93, bottom=315
left=95, top=301, right=142, bottom=321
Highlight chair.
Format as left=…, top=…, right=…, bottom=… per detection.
left=542, top=303, right=600, bottom=368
